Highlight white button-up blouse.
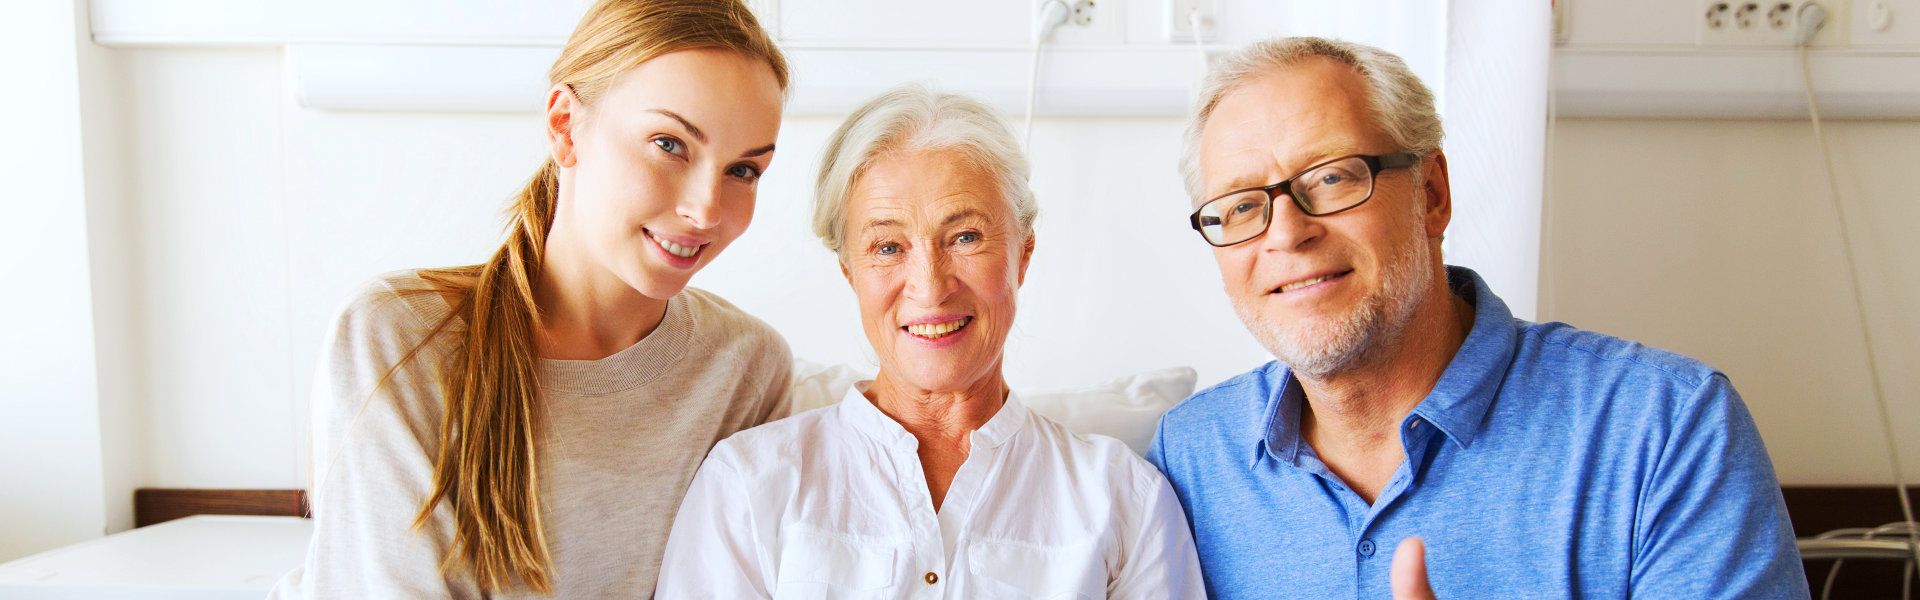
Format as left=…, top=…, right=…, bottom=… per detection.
left=655, top=384, right=1206, bottom=599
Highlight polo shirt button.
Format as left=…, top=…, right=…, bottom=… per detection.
left=1358, top=539, right=1376, bottom=557
left=924, top=572, right=938, bottom=584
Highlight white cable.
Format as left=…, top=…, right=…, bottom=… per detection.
left=1799, top=41, right=1920, bottom=570
left=1188, top=9, right=1207, bottom=77
left=1820, top=557, right=1843, bottom=600
left=1906, top=559, right=1914, bottom=600
left=1025, top=0, right=1070, bottom=152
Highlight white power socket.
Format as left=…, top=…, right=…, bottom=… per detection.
left=1040, top=0, right=1127, bottom=45
left=1701, top=0, right=1851, bottom=46
left=1165, top=0, right=1221, bottom=42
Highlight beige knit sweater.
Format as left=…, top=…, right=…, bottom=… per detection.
left=271, top=270, right=792, bottom=598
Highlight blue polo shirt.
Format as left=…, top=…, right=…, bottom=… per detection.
left=1148, top=266, right=1808, bottom=599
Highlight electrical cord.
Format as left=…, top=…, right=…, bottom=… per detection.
left=1796, top=1, right=1920, bottom=592
left=1025, top=0, right=1070, bottom=152
left=1811, top=522, right=1920, bottom=598
left=1187, top=9, right=1207, bottom=76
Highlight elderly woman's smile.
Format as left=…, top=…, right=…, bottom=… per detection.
left=903, top=315, right=970, bottom=340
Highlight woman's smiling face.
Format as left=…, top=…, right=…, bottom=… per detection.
left=842, top=148, right=1033, bottom=395
left=551, top=47, right=785, bottom=301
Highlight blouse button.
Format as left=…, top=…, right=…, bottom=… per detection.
left=924, top=572, right=939, bottom=584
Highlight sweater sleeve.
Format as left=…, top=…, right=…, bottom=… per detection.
left=270, top=279, right=479, bottom=599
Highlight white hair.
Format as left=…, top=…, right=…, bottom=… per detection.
left=812, top=83, right=1037, bottom=258
left=1180, top=36, right=1444, bottom=203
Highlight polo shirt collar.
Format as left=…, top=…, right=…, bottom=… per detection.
left=1253, top=370, right=1308, bottom=469
left=1413, top=266, right=1518, bottom=450
left=1255, top=265, right=1517, bottom=465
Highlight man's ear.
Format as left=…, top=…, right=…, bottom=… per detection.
left=1420, top=150, right=1453, bottom=240
left=547, top=84, right=582, bottom=168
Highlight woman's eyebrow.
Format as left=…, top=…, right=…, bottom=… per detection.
left=648, top=109, right=707, bottom=144
left=740, top=143, right=776, bottom=159
left=941, top=209, right=986, bottom=227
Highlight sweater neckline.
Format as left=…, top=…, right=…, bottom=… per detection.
left=536, top=294, right=695, bottom=396
left=402, top=271, right=696, bottom=397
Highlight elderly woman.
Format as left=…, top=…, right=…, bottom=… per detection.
left=654, top=85, right=1205, bottom=598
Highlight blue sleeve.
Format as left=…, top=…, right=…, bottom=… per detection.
left=1629, top=374, right=1810, bottom=599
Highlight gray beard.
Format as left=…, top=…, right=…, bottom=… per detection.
left=1232, top=232, right=1433, bottom=380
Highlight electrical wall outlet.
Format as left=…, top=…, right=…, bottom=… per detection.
left=1041, top=0, right=1126, bottom=45
left=1701, top=0, right=1851, bottom=46
left=1165, top=0, right=1221, bottom=42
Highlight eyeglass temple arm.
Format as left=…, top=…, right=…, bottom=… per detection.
left=1376, top=152, right=1420, bottom=170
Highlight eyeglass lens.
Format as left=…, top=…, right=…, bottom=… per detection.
left=1194, top=155, right=1376, bottom=246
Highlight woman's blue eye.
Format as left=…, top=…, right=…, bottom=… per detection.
left=955, top=232, right=980, bottom=244
left=877, top=243, right=900, bottom=255
left=728, top=163, right=762, bottom=181
left=652, top=137, right=684, bottom=155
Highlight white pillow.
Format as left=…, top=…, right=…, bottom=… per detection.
left=788, top=358, right=875, bottom=415
left=1024, top=367, right=1196, bottom=456
left=786, top=359, right=1195, bottom=456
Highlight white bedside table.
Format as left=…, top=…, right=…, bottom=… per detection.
left=0, top=515, right=312, bottom=599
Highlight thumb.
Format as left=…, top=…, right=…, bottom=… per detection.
left=1390, top=536, right=1435, bottom=600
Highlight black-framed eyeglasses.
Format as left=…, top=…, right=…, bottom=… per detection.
left=1188, top=152, right=1420, bottom=247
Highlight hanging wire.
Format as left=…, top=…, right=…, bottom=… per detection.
left=1799, top=41, right=1920, bottom=592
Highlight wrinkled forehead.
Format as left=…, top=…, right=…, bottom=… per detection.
left=847, top=149, right=1011, bottom=232
left=1196, top=59, right=1384, bottom=199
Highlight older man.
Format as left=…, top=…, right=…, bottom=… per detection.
left=1146, top=37, right=1809, bottom=598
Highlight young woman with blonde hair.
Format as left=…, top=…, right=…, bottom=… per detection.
left=270, top=0, right=793, bottom=596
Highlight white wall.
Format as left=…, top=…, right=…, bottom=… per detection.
left=0, top=0, right=110, bottom=563
left=78, top=1, right=141, bottom=539
left=1544, top=118, right=1920, bottom=485
left=123, top=48, right=299, bottom=488
left=1442, top=1, right=1549, bottom=319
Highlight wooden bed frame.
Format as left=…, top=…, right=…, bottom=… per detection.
left=133, top=488, right=306, bottom=528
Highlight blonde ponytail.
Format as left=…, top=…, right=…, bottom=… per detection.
left=411, top=160, right=559, bottom=592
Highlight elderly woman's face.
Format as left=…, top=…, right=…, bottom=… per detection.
left=842, top=148, right=1033, bottom=394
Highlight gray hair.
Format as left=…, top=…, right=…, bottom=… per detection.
left=812, top=83, right=1038, bottom=258
left=1179, top=37, right=1444, bottom=203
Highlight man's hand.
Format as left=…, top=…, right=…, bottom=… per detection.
left=1390, top=537, right=1436, bottom=600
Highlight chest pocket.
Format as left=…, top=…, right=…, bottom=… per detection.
left=966, top=537, right=1104, bottom=600
left=774, top=528, right=904, bottom=599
